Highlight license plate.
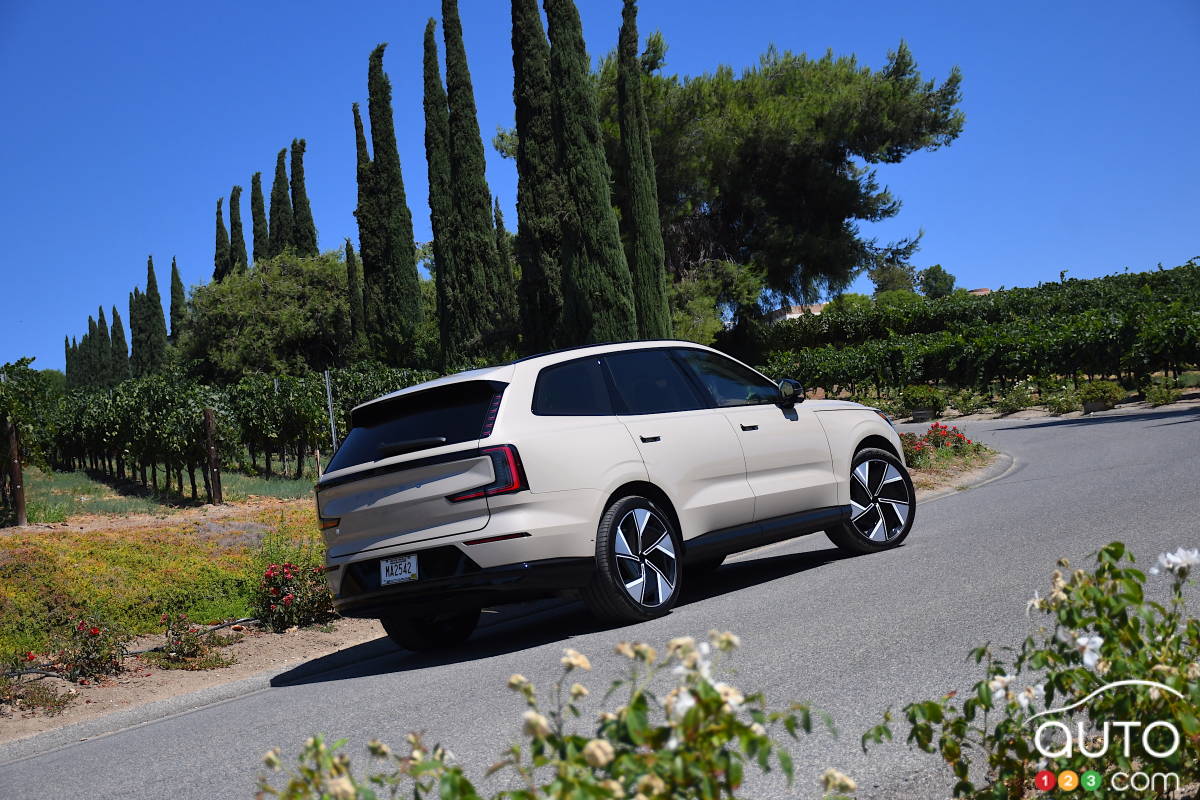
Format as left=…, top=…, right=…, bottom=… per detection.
left=380, top=554, right=418, bottom=586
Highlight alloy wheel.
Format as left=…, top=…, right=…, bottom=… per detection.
left=849, top=459, right=911, bottom=542
left=613, top=507, right=677, bottom=607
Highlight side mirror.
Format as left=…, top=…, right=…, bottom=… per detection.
left=777, top=378, right=804, bottom=408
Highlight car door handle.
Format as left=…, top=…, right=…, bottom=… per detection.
left=740, top=424, right=759, bottom=431
left=639, top=435, right=661, bottom=443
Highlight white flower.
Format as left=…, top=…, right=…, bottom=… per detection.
left=561, top=648, right=592, bottom=671
left=664, top=687, right=696, bottom=721
left=821, top=768, right=858, bottom=793
left=713, top=682, right=744, bottom=710
left=1149, top=547, right=1200, bottom=576
left=1025, top=589, right=1042, bottom=617
left=1056, top=628, right=1076, bottom=646
left=988, top=674, right=1014, bottom=707
left=522, top=710, right=552, bottom=738
left=1076, top=634, right=1103, bottom=669
left=583, top=738, right=615, bottom=767
left=1017, top=684, right=1045, bottom=711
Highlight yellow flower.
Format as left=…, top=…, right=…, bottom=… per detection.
left=570, top=682, right=589, bottom=699
left=522, top=710, right=552, bottom=738
left=637, top=774, right=667, bottom=796
left=262, top=748, right=281, bottom=770
left=821, top=768, right=858, bottom=793
left=583, top=738, right=615, bottom=767
left=561, top=648, right=592, bottom=671
left=366, top=739, right=391, bottom=758
left=666, top=636, right=696, bottom=657
left=749, top=722, right=766, bottom=736
left=599, top=711, right=618, bottom=722
left=507, top=674, right=529, bottom=690
left=614, top=641, right=636, bottom=659
left=1188, top=662, right=1200, bottom=680
left=325, top=776, right=357, bottom=800
left=714, top=682, right=744, bottom=709
left=600, top=779, right=625, bottom=797
left=633, top=643, right=657, bottom=663
left=709, top=630, right=741, bottom=651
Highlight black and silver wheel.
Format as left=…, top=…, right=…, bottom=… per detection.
left=826, top=447, right=915, bottom=554
left=583, top=495, right=682, bottom=622
left=380, top=608, right=480, bottom=652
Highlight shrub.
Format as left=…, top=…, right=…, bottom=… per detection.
left=54, top=616, right=130, bottom=681
left=1043, top=391, right=1080, bottom=415
left=949, top=390, right=986, bottom=416
left=900, top=423, right=986, bottom=469
left=995, top=384, right=1033, bottom=414
left=1077, top=379, right=1125, bottom=407
left=864, top=542, right=1200, bottom=798
left=900, top=385, right=946, bottom=415
left=1146, top=381, right=1181, bottom=407
left=251, top=523, right=334, bottom=632
left=258, top=632, right=835, bottom=799
left=143, top=613, right=236, bottom=670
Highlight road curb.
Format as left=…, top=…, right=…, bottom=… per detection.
left=916, top=450, right=1016, bottom=506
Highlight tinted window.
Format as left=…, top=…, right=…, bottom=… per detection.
left=604, top=350, right=706, bottom=415
left=675, top=349, right=778, bottom=407
left=326, top=381, right=498, bottom=472
left=533, top=357, right=613, bottom=416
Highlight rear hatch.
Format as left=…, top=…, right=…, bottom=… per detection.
left=317, top=380, right=504, bottom=559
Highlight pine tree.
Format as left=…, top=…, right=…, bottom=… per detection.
left=511, top=0, right=568, bottom=353
left=110, top=306, right=130, bottom=383
left=250, top=172, right=268, bottom=264
left=616, top=0, right=671, bottom=338
left=356, top=44, right=422, bottom=362
left=142, top=256, right=168, bottom=374
left=492, top=197, right=519, bottom=344
left=229, top=185, right=248, bottom=272
left=95, top=306, right=112, bottom=386
left=268, top=149, right=293, bottom=257
left=169, top=257, right=186, bottom=341
left=544, top=0, right=636, bottom=345
left=213, top=197, right=232, bottom=281
left=345, top=238, right=366, bottom=346
left=423, top=18, right=464, bottom=368
left=290, top=139, right=318, bottom=256
left=441, top=0, right=509, bottom=357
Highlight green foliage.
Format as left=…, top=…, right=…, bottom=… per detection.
left=94, top=306, right=112, bottom=386
left=918, top=264, right=956, bottom=299
left=823, top=293, right=872, bottom=316
left=344, top=239, right=366, bottom=350
left=511, top=0, right=567, bottom=354
left=898, top=422, right=985, bottom=469
left=546, top=0, right=637, bottom=346
left=492, top=197, right=520, bottom=348
left=617, top=0, right=671, bottom=340
left=168, top=257, right=186, bottom=341
left=146, top=612, right=235, bottom=670
left=866, top=543, right=1200, bottom=799
left=289, top=139, right=319, bottom=257
left=251, top=171, right=268, bottom=264
left=259, top=631, right=830, bottom=799
left=269, top=148, right=294, bottom=258
left=949, top=389, right=986, bottom=416
left=137, top=256, right=169, bottom=376
left=229, top=184, right=249, bottom=272
left=213, top=196, right=232, bottom=281
left=1077, top=379, right=1124, bottom=407
left=900, top=384, right=946, bottom=414
left=251, top=547, right=333, bottom=633
left=54, top=615, right=130, bottom=681
left=996, top=383, right=1033, bottom=414
left=1043, top=390, right=1080, bottom=415
left=670, top=261, right=763, bottom=346
left=1146, top=380, right=1181, bottom=407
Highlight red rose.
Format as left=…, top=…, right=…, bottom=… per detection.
left=270, top=587, right=280, bottom=596
left=76, top=622, right=86, bottom=631
left=89, top=627, right=101, bottom=636
left=270, top=604, right=277, bottom=611
left=25, top=652, right=35, bottom=661
left=282, top=594, right=294, bottom=606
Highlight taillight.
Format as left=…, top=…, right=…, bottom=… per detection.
left=446, top=444, right=528, bottom=502
left=479, top=390, right=503, bottom=438
left=319, top=517, right=340, bottom=531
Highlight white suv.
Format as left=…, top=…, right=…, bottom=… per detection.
left=316, top=341, right=913, bottom=651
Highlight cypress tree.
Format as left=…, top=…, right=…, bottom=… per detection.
left=110, top=306, right=130, bottom=383
left=229, top=185, right=248, bottom=272
left=423, top=18, right=465, bottom=368
left=64, top=336, right=73, bottom=388
left=169, top=257, right=186, bottom=341
left=84, top=317, right=98, bottom=387
left=616, top=0, right=671, bottom=338
left=511, top=0, right=567, bottom=353
left=250, top=172, right=268, bottom=264
left=492, top=197, right=519, bottom=344
left=356, top=44, right=422, bottom=361
left=441, top=0, right=508, bottom=357
left=95, top=306, right=112, bottom=386
left=345, top=238, right=366, bottom=345
left=544, top=0, right=636, bottom=345
left=129, top=290, right=142, bottom=377
left=290, top=139, right=318, bottom=256
left=142, top=256, right=168, bottom=374
left=268, top=149, right=293, bottom=257
left=213, top=197, right=232, bottom=281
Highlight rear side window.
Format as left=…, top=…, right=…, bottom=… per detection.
left=532, top=357, right=613, bottom=416
left=326, top=381, right=500, bottom=472
left=604, top=350, right=706, bottom=415
left=674, top=349, right=779, bottom=407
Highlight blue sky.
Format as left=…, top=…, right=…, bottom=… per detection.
left=1, top=1, right=1197, bottom=371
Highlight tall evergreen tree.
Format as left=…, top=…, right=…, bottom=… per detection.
left=84, top=317, right=98, bottom=386
left=229, top=185, right=248, bottom=272
left=345, top=238, right=366, bottom=346
left=356, top=44, right=422, bottom=361
left=169, top=257, right=186, bottom=341
left=213, top=197, right=232, bottom=281
left=95, top=306, right=112, bottom=386
left=64, top=335, right=73, bottom=388
left=110, top=306, right=130, bottom=382
left=250, top=172, right=268, bottom=264
left=129, top=289, right=143, bottom=377
left=544, top=0, right=636, bottom=345
left=268, top=149, right=293, bottom=257
left=492, top=197, right=519, bottom=343
left=441, top=0, right=510, bottom=356
left=290, top=139, right=319, bottom=256
left=423, top=18, right=465, bottom=368
left=511, top=0, right=568, bottom=353
left=616, top=0, right=671, bottom=338
left=142, top=256, right=169, bottom=374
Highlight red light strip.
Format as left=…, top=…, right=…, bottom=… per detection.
left=463, top=532, right=531, bottom=546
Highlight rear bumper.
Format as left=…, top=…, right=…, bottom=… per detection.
left=332, top=555, right=594, bottom=618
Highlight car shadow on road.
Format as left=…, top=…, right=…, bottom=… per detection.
left=270, top=543, right=854, bottom=688
left=991, top=406, right=1199, bottom=432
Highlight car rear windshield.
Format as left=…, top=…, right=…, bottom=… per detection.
left=325, top=381, right=501, bottom=473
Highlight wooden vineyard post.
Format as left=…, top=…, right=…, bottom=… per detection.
left=203, top=407, right=224, bottom=505
left=6, top=417, right=27, bottom=527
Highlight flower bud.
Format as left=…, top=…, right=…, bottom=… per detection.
left=583, top=738, right=615, bottom=767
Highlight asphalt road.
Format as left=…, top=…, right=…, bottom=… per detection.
left=3, top=405, right=1198, bottom=799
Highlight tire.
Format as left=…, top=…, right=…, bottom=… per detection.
left=825, top=447, right=916, bottom=554
left=380, top=608, right=480, bottom=652
left=583, top=495, right=683, bottom=623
